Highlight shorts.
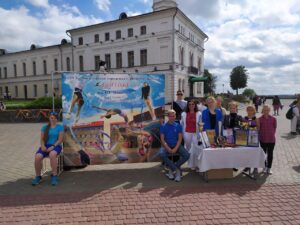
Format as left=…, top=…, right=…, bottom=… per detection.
left=36, top=144, right=62, bottom=158
left=74, top=88, right=83, bottom=100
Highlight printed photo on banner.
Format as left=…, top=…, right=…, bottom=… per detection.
left=61, top=72, right=165, bottom=167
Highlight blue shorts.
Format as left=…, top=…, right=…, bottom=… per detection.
left=36, top=144, right=62, bottom=158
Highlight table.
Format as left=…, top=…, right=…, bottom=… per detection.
left=196, top=146, right=266, bottom=172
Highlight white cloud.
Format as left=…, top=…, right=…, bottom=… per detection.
left=0, top=4, right=102, bottom=52
left=26, top=0, right=49, bottom=8
left=177, top=0, right=300, bottom=94
left=94, top=0, right=111, bottom=12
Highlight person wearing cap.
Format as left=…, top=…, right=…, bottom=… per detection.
left=32, top=112, right=64, bottom=186
left=159, top=109, right=190, bottom=182
left=173, top=90, right=187, bottom=121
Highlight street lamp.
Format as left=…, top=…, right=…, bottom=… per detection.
left=222, top=84, right=224, bottom=93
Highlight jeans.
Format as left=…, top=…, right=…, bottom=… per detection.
left=159, top=145, right=190, bottom=172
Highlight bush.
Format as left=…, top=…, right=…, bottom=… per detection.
left=6, top=97, right=62, bottom=109
left=26, top=97, right=62, bottom=109
left=231, top=95, right=250, bottom=104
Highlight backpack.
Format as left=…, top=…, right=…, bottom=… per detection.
left=286, top=106, right=294, bottom=120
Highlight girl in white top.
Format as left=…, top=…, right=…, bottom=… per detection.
left=180, top=99, right=203, bottom=169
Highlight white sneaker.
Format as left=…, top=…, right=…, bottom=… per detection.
left=267, top=168, right=273, bottom=175
left=263, top=167, right=268, bottom=174
left=65, top=112, right=71, bottom=119
left=166, top=170, right=175, bottom=180
left=174, top=170, right=181, bottom=182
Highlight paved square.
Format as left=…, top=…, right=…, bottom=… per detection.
left=0, top=100, right=300, bottom=224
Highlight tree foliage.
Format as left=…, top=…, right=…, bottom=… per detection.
left=242, top=88, right=256, bottom=98
left=230, top=65, right=248, bottom=95
left=203, top=69, right=217, bottom=94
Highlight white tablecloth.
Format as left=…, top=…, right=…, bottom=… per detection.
left=195, top=146, right=266, bottom=172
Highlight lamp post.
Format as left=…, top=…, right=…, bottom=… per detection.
left=222, top=84, right=224, bottom=93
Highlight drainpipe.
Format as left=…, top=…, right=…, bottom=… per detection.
left=66, top=31, right=74, bottom=71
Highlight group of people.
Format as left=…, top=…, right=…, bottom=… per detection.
left=32, top=90, right=300, bottom=185
left=159, top=91, right=278, bottom=182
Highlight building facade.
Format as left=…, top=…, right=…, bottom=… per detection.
left=0, top=0, right=208, bottom=102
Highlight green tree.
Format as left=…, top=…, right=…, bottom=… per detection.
left=230, top=65, right=248, bottom=95
left=242, top=88, right=256, bottom=98
left=203, top=69, right=217, bottom=94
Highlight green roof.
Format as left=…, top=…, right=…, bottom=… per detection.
left=189, top=76, right=207, bottom=82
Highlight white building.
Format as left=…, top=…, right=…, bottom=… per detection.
left=0, top=0, right=208, bottom=102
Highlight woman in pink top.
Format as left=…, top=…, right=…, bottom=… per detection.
left=259, top=105, right=277, bottom=175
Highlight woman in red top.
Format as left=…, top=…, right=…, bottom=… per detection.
left=259, top=105, right=277, bottom=175
left=180, top=99, right=202, bottom=169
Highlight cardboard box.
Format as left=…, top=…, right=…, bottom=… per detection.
left=207, top=169, right=233, bottom=179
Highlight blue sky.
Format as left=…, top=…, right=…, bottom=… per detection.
left=1, top=0, right=300, bottom=95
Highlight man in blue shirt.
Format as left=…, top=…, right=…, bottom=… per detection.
left=159, top=109, right=190, bottom=182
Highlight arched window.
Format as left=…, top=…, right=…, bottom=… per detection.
left=182, top=79, right=185, bottom=93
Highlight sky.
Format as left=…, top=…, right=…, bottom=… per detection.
left=0, top=0, right=300, bottom=95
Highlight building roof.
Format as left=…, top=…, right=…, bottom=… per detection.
left=67, top=7, right=208, bottom=39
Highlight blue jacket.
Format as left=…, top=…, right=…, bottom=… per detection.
left=201, top=108, right=223, bottom=135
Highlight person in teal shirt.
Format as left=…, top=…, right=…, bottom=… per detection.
left=32, top=112, right=64, bottom=186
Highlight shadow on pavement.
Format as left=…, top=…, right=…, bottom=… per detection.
left=280, top=134, right=298, bottom=140
left=0, top=165, right=267, bottom=207
left=292, top=165, right=300, bottom=173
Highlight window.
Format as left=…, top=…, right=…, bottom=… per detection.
left=105, top=54, right=111, bottom=69
left=190, top=53, right=193, bottom=67
left=94, top=55, right=100, bottom=70
left=33, top=84, right=37, bottom=97
left=140, top=25, right=146, bottom=35
left=0, top=68, right=1, bottom=79
left=66, top=57, right=70, bottom=71
left=116, top=53, right=122, bottom=68
left=78, top=37, right=83, bottom=45
left=33, top=61, right=36, bottom=76
left=14, top=64, right=17, bottom=77
left=140, top=49, right=147, bottom=66
left=116, top=30, right=121, bottom=39
left=105, top=32, right=110, bottom=41
left=94, top=34, right=99, bottom=43
left=178, top=79, right=182, bottom=91
left=128, top=28, right=133, bottom=37
left=198, top=57, right=201, bottom=74
left=22, top=63, right=26, bottom=76
left=54, top=58, right=58, bottom=71
left=79, top=55, right=84, bottom=72
left=4, top=67, right=7, bottom=78
left=180, top=47, right=184, bottom=65
left=15, top=86, right=18, bottom=97
left=44, top=84, right=48, bottom=96
left=0, top=87, right=2, bottom=96
left=128, top=51, right=134, bottom=67
left=43, top=60, right=47, bottom=75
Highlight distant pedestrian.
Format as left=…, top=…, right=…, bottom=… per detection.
left=290, top=95, right=300, bottom=135
left=259, top=105, right=277, bottom=175
left=0, top=101, right=6, bottom=111
left=253, top=95, right=259, bottom=112
left=272, top=95, right=282, bottom=116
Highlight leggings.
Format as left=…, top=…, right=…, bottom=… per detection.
left=260, top=142, right=275, bottom=168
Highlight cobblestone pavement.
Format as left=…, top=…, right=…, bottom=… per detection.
left=0, top=99, right=300, bottom=224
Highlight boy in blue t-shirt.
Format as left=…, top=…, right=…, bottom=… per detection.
left=159, top=109, right=189, bottom=182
